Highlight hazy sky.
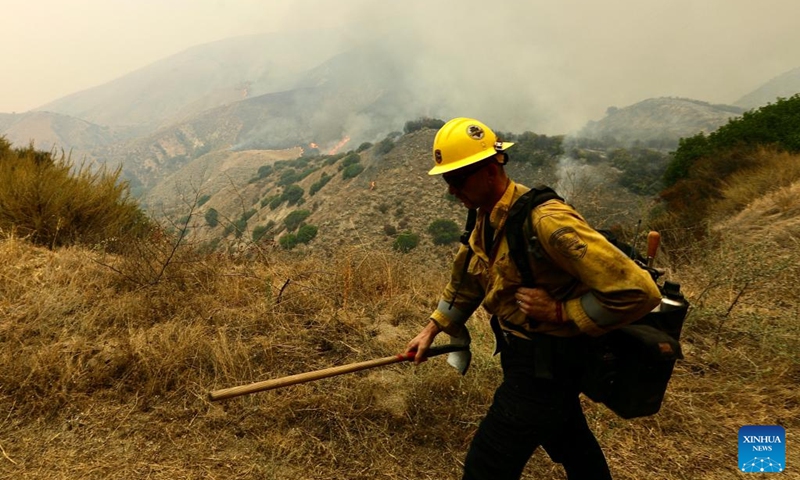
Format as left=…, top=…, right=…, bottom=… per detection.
left=2, top=0, right=799, bottom=132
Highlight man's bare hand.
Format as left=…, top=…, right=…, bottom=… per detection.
left=514, top=287, right=565, bottom=323
left=404, top=320, right=441, bottom=364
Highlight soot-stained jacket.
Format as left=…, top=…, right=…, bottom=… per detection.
left=429, top=181, right=661, bottom=338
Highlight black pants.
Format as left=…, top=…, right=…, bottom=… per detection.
left=462, top=334, right=612, bottom=480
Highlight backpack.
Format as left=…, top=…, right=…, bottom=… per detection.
left=501, top=185, right=689, bottom=419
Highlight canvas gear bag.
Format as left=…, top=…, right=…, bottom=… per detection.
left=502, top=186, right=689, bottom=419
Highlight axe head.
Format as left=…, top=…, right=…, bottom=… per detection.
left=447, top=349, right=471, bottom=375
left=446, top=326, right=471, bottom=375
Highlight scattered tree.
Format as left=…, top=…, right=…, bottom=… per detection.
left=393, top=232, right=419, bottom=253
left=427, top=219, right=461, bottom=245
left=204, top=208, right=219, bottom=227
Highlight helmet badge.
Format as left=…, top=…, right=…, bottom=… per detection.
left=466, top=125, right=484, bottom=140
left=434, top=149, right=443, bottom=164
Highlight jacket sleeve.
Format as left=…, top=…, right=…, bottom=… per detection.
left=534, top=203, right=662, bottom=336
left=429, top=244, right=484, bottom=335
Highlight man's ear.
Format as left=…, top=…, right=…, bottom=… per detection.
left=484, top=161, right=499, bottom=180
left=486, top=156, right=505, bottom=178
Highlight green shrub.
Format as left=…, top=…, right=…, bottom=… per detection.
left=496, top=131, right=563, bottom=167
left=204, top=208, right=219, bottom=227
left=665, top=94, right=800, bottom=187
left=340, top=153, right=361, bottom=169
left=261, top=195, right=277, bottom=208
left=356, top=142, right=373, bottom=152
left=290, top=157, right=311, bottom=169
left=252, top=224, right=272, bottom=242
left=375, top=138, right=395, bottom=155
left=392, top=232, right=419, bottom=253
left=279, top=233, right=298, bottom=250
left=269, top=196, right=283, bottom=210
left=323, top=154, right=345, bottom=166
left=296, top=224, right=318, bottom=244
left=197, top=194, right=211, bottom=207
left=223, top=217, right=248, bottom=238
left=257, top=165, right=273, bottom=178
left=298, top=167, right=318, bottom=181
left=283, top=210, right=311, bottom=232
left=277, top=169, right=300, bottom=186
left=342, top=164, right=365, bottom=180
left=281, top=184, right=304, bottom=206
left=241, top=209, right=257, bottom=222
left=403, top=117, right=445, bottom=134
left=427, top=219, right=461, bottom=245
left=0, top=141, right=146, bottom=248
left=610, top=148, right=670, bottom=195
left=309, top=173, right=332, bottom=196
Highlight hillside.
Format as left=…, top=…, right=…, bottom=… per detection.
left=38, top=41, right=435, bottom=193
left=576, top=97, right=744, bottom=149
left=35, top=32, right=349, bottom=129
left=2, top=171, right=799, bottom=478
left=5, top=30, right=796, bottom=202
left=0, top=111, right=122, bottom=161
left=147, top=130, right=465, bottom=253
left=143, top=127, right=650, bottom=257
left=735, top=67, right=800, bottom=110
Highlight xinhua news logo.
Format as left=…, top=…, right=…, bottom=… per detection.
left=739, top=425, right=786, bottom=473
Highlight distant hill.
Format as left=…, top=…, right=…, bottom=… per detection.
left=0, top=111, right=122, bottom=161
left=575, top=97, right=744, bottom=149
left=15, top=32, right=793, bottom=203
left=145, top=127, right=647, bottom=255
left=35, top=32, right=348, bottom=130
left=148, top=129, right=464, bottom=252
left=93, top=44, right=430, bottom=192
left=734, top=67, right=800, bottom=110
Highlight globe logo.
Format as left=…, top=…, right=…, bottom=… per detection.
left=741, top=457, right=784, bottom=473
left=738, top=426, right=786, bottom=474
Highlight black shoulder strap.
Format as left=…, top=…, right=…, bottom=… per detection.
left=448, top=208, right=478, bottom=310
left=505, top=185, right=563, bottom=287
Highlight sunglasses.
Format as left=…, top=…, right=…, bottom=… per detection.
left=442, top=161, right=489, bottom=189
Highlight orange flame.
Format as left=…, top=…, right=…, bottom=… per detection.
left=328, top=136, right=351, bottom=155
left=310, top=142, right=319, bottom=149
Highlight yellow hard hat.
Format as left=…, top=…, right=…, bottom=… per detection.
left=429, top=117, right=514, bottom=176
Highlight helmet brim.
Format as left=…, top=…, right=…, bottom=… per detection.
left=428, top=141, right=514, bottom=176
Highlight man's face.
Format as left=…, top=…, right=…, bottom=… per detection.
left=442, top=161, right=491, bottom=209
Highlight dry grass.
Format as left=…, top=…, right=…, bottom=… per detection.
left=711, top=148, right=800, bottom=222
left=0, top=144, right=144, bottom=249
left=1, top=204, right=799, bottom=479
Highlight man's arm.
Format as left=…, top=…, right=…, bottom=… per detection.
left=404, top=320, right=442, bottom=364
left=531, top=203, right=661, bottom=335
left=405, top=245, right=483, bottom=362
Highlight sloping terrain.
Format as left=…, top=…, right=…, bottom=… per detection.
left=42, top=41, right=428, bottom=192
left=35, top=32, right=348, bottom=129
left=1, top=170, right=799, bottom=478
left=735, top=66, right=800, bottom=110
left=0, top=111, right=121, bottom=161
left=147, top=127, right=648, bottom=257
left=576, top=97, right=744, bottom=149
left=158, top=130, right=466, bottom=253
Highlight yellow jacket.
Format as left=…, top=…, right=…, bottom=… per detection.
left=430, top=181, right=661, bottom=338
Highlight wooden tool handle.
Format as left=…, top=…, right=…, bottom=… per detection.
left=207, top=344, right=467, bottom=402
left=646, top=231, right=661, bottom=267
left=209, top=353, right=412, bottom=401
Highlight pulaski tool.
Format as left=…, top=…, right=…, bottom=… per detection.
left=208, top=344, right=471, bottom=402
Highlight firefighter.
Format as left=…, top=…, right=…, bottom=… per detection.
left=404, top=118, right=661, bottom=480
